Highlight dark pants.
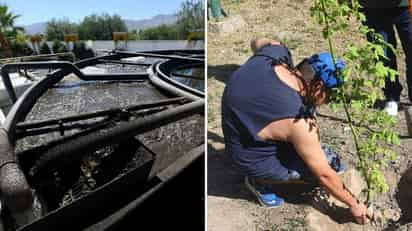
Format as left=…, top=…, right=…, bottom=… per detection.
left=243, top=143, right=343, bottom=183
left=363, top=7, right=412, bottom=102
left=277, top=144, right=343, bottom=183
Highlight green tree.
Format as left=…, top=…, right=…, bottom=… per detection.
left=175, top=0, right=204, bottom=39
left=78, top=14, right=127, bottom=40
left=8, top=31, right=32, bottom=57
left=52, top=40, right=68, bottom=53
left=135, top=0, right=204, bottom=40
left=45, top=18, right=78, bottom=41
left=311, top=0, right=399, bottom=203
left=78, top=15, right=99, bottom=40
left=10, top=40, right=33, bottom=57
left=72, top=41, right=94, bottom=60
left=129, top=29, right=139, bottom=40
left=0, top=4, right=24, bottom=57
left=138, top=24, right=178, bottom=40
left=40, top=42, right=51, bottom=54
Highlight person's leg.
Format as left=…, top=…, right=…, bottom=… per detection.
left=276, top=143, right=345, bottom=184
left=240, top=144, right=344, bottom=207
left=244, top=176, right=284, bottom=208
left=394, top=7, right=412, bottom=103
left=234, top=153, right=288, bottom=208
left=364, top=8, right=402, bottom=102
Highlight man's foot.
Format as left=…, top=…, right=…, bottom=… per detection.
left=244, top=177, right=284, bottom=208
left=385, top=101, right=398, bottom=116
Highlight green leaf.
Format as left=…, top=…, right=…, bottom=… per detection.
left=392, top=133, right=400, bottom=145
left=375, top=62, right=388, bottom=78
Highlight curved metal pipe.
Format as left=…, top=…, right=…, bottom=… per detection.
left=1, top=62, right=82, bottom=103
left=1, top=61, right=149, bottom=104
left=148, top=66, right=201, bottom=101
left=0, top=129, right=33, bottom=213
left=155, top=59, right=204, bottom=98
left=30, top=100, right=204, bottom=177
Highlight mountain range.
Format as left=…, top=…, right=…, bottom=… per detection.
left=22, top=14, right=178, bottom=35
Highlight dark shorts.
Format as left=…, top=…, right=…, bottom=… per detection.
left=249, top=144, right=343, bottom=182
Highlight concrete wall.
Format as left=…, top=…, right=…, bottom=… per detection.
left=43, top=40, right=204, bottom=53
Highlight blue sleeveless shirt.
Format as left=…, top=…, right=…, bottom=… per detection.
left=221, top=45, right=315, bottom=179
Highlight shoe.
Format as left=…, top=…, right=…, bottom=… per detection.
left=244, top=177, right=284, bottom=208
left=385, top=101, right=398, bottom=116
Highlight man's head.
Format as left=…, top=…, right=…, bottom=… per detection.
left=296, top=52, right=345, bottom=105
left=250, top=38, right=282, bottom=54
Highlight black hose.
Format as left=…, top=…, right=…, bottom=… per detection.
left=30, top=100, right=204, bottom=177
left=0, top=129, right=33, bottom=213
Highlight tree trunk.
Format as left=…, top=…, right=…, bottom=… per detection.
left=0, top=32, right=13, bottom=58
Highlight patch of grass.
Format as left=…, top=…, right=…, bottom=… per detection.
left=207, top=82, right=222, bottom=128
left=255, top=213, right=306, bottom=231
left=233, top=40, right=244, bottom=46
left=291, top=0, right=305, bottom=3
left=234, top=47, right=249, bottom=54
left=286, top=1, right=299, bottom=10
left=282, top=37, right=303, bottom=50
left=208, top=105, right=216, bottom=126
left=279, top=217, right=306, bottom=231
left=254, top=211, right=279, bottom=231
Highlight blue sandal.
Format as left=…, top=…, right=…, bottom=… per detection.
left=244, top=177, right=284, bottom=208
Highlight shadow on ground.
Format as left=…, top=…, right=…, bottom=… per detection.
left=380, top=166, right=412, bottom=231
left=207, top=64, right=240, bottom=84
left=317, top=111, right=411, bottom=139
left=207, top=130, right=365, bottom=224
left=208, top=131, right=316, bottom=205
left=207, top=131, right=250, bottom=201
left=396, top=166, right=412, bottom=224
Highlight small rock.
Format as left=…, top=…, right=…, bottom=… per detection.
left=328, top=169, right=367, bottom=208
left=208, top=15, right=247, bottom=34
left=208, top=141, right=225, bottom=151
left=305, top=208, right=344, bottom=231
left=373, top=210, right=384, bottom=223
left=341, top=169, right=367, bottom=198
left=383, top=208, right=401, bottom=222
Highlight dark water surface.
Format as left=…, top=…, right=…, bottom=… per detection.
left=171, top=67, right=205, bottom=92
left=13, top=72, right=204, bottom=222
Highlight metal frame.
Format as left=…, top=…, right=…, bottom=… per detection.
left=1, top=49, right=204, bottom=141
left=0, top=49, right=205, bottom=231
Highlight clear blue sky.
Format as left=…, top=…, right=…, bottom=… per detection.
left=2, top=0, right=187, bottom=25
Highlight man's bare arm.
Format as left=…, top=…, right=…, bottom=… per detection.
left=259, top=118, right=371, bottom=224
left=287, top=119, right=358, bottom=207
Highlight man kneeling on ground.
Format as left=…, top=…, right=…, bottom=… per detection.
left=221, top=37, right=371, bottom=224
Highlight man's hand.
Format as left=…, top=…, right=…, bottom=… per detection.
left=350, top=202, right=372, bottom=224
